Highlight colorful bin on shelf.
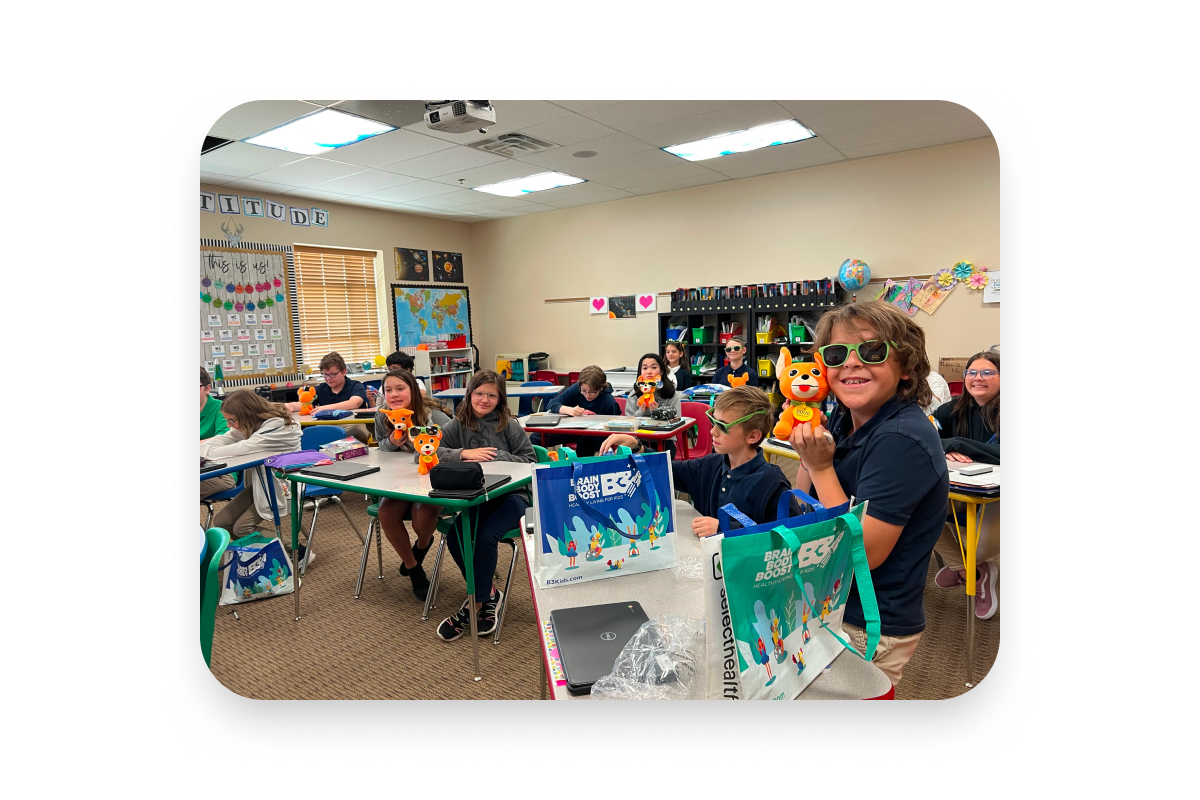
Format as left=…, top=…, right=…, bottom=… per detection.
left=755, top=332, right=770, bottom=345
left=789, top=324, right=808, bottom=344
left=757, top=358, right=776, bottom=379
left=666, top=327, right=687, bottom=342
left=692, top=326, right=711, bottom=345
left=496, top=353, right=526, bottom=382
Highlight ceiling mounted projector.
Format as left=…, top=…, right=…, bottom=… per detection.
left=424, top=101, right=497, bottom=134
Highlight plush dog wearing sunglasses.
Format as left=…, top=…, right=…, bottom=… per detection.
left=635, top=378, right=661, bottom=409
left=411, top=425, right=442, bottom=475
left=773, top=347, right=830, bottom=439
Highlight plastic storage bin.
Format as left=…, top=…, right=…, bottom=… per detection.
left=755, top=332, right=770, bottom=345
left=757, top=358, right=776, bottom=378
left=692, top=326, right=711, bottom=345
left=496, top=353, right=526, bottom=382
left=789, top=324, right=807, bottom=344
left=666, top=327, right=687, bottom=342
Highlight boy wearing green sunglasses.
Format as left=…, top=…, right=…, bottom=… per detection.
left=600, top=386, right=799, bottom=538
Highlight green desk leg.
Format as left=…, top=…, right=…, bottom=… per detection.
left=458, top=507, right=482, bottom=682
left=290, top=478, right=301, bottom=621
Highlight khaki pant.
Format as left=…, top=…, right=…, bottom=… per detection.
left=201, top=473, right=236, bottom=501
left=844, top=624, right=923, bottom=687
left=344, top=424, right=371, bottom=445
left=933, top=501, right=1000, bottom=573
left=211, top=487, right=276, bottom=538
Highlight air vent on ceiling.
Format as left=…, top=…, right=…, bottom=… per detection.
left=469, top=133, right=559, bottom=158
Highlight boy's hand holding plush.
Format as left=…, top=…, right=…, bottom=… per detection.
left=790, top=419, right=836, bottom=474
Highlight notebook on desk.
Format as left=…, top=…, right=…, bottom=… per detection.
left=298, top=461, right=381, bottom=481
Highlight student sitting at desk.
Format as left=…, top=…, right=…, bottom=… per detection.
left=931, top=350, right=1001, bottom=619
left=434, top=370, right=536, bottom=642
left=200, top=367, right=235, bottom=501
left=600, top=386, right=799, bottom=535
left=663, top=340, right=692, bottom=391
left=386, top=350, right=428, bottom=394
left=712, top=337, right=760, bottom=388
left=373, top=368, right=452, bottom=600
left=286, top=351, right=371, bottom=444
left=787, top=301, right=949, bottom=687
left=623, top=353, right=681, bottom=418
left=200, top=390, right=302, bottom=540
left=543, top=365, right=621, bottom=457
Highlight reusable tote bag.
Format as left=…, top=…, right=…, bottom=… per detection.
left=219, top=533, right=294, bottom=605
left=719, top=505, right=880, bottom=700
left=704, top=489, right=851, bottom=699
left=532, top=450, right=677, bottom=589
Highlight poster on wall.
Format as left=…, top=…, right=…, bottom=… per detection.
left=395, top=247, right=430, bottom=282
left=982, top=271, right=1000, bottom=303
left=392, top=284, right=472, bottom=349
left=608, top=295, right=637, bottom=319
left=589, top=297, right=608, bottom=315
left=432, top=251, right=464, bottom=283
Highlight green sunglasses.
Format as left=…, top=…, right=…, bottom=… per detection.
left=706, top=407, right=768, bottom=434
left=818, top=340, right=894, bottom=367
left=409, top=424, right=441, bottom=437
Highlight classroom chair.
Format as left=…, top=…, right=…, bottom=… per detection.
left=533, top=370, right=559, bottom=384
left=567, top=371, right=580, bottom=386
left=614, top=396, right=626, bottom=413
left=949, top=380, right=964, bottom=397
left=296, top=425, right=368, bottom=576
left=201, top=526, right=231, bottom=668
left=677, top=401, right=714, bottom=462
left=421, top=446, right=553, bottom=644
left=354, top=497, right=456, bottom=599
left=201, top=476, right=244, bottom=529
left=519, top=380, right=555, bottom=416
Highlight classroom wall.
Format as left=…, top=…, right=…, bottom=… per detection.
left=199, top=185, right=473, bottom=354
left=467, top=137, right=1000, bottom=373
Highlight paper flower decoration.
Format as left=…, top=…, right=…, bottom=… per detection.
left=934, top=268, right=957, bottom=288
left=952, top=261, right=975, bottom=280
left=967, top=271, right=990, bottom=290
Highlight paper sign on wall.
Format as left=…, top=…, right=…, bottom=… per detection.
left=211, top=345, right=225, bottom=357
left=264, top=343, right=276, bottom=355
left=608, top=295, right=637, bottom=319
left=254, top=329, right=266, bottom=341
left=230, top=344, right=243, bottom=356
left=226, top=313, right=240, bottom=326
left=257, top=357, right=270, bottom=369
left=201, top=330, right=214, bottom=343
left=248, top=344, right=260, bottom=355
left=207, top=314, right=222, bottom=328
left=983, top=271, right=1000, bottom=304
left=637, top=293, right=657, bottom=312
left=245, top=312, right=257, bottom=325
left=222, top=358, right=235, bottom=370
left=240, top=358, right=253, bottom=371
left=238, top=329, right=250, bottom=341
left=589, top=297, right=608, bottom=315
left=260, top=312, right=273, bottom=325
left=273, top=356, right=285, bottom=368
left=219, top=329, right=233, bottom=342
left=270, top=328, right=282, bottom=340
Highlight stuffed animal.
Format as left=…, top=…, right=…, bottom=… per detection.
left=728, top=373, right=750, bottom=388
left=297, top=385, right=316, bottom=416
left=411, top=425, right=442, bottom=475
left=635, top=378, right=661, bottom=409
left=772, top=347, right=830, bottom=439
left=380, top=407, right=413, bottom=439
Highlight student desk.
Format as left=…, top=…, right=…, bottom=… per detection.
left=279, top=450, right=533, bottom=682
left=761, top=438, right=799, bottom=465
left=298, top=413, right=376, bottom=427
left=947, top=465, right=1001, bottom=689
left=523, top=500, right=893, bottom=700
left=518, top=414, right=697, bottom=458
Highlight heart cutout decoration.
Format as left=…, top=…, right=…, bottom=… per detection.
left=638, top=295, right=654, bottom=309
left=591, top=298, right=605, bottom=310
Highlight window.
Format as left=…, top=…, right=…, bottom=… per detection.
left=293, top=245, right=381, bottom=364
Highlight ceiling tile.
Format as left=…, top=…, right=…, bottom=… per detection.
left=623, top=173, right=729, bottom=195
left=199, top=142, right=305, bottom=178
left=207, top=101, right=322, bottom=140
left=319, top=129, right=456, bottom=169
left=361, top=180, right=463, bottom=203
left=287, top=189, right=353, bottom=203
left=772, top=100, right=870, bottom=121
left=221, top=177, right=304, bottom=195
left=714, top=149, right=847, bottom=180
left=401, top=189, right=490, bottom=210
left=549, top=101, right=622, bottom=113
left=626, top=101, right=795, bottom=147
left=383, top=146, right=505, bottom=178
left=532, top=183, right=635, bottom=208
left=427, top=159, right=550, bottom=189
left=247, top=157, right=365, bottom=187
left=512, top=114, right=619, bottom=146
left=836, top=125, right=993, bottom=159
left=305, top=168, right=419, bottom=195
left=694, top=135, right=838, bottom=172
left=819, top=107, right=989, bottom=150
left=452, top=197, right=555, bottom=214
left=514, top=132, right=658, bottom=171
left=576, top=101, right=745, bottom=132
left=403, top=100, right=575, bottom=146
left=800, top=101, right=981, bottom=138
left=566, top=149, right=714, bottom=187
left=331, top=100, right=427, bottom=129
left=200, top=172, right=239, bottom=186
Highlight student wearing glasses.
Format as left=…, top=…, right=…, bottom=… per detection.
left=712, top=337, right=759, bottom=388
left=600, top=386, right=799, bottom=537
left=787, top=300, right=949, bottom=687
left=434, top=370, right=536, bottom=642
left=931, top=350, right=1001, bottom=619
left=285, top=351, right=371, bottom=443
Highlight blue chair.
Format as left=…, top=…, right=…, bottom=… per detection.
left=201, top=526, right=231, bottom=668
left=201, top=475, right=244, bottom=529
left=296, top=425, right=367, bottom=576
left=519, top=381, right=556, bottom=416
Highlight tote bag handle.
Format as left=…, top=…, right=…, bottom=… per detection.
left=570, top=453, right=661, bottom=539
left=778, top=488, right=825, bottom=519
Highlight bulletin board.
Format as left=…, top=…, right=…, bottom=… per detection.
left=199, top=241, right=299, bottom=384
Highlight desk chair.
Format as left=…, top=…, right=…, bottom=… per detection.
left=422, top=446, right=553, bottom=644
left=678, top=401, right=714, bottom=462
left=201, top=526, right=231, bottom=668
left=949, top=380, right=964, bottom=397
left=533, top=370, right=559, bottom=384
left=201, top=476, right=243, bottom=529
left=519, top=381, right=555, bottom=416
left=567, top=371, right=580, bottom=386
left=614, top=396, right=626, bottom=413
left=355, top=497, right=455, bottom=599
left=296, top=425, right=367, bottom=576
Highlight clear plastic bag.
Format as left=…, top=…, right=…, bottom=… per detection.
left=591, top=616, right=706, bottom=700
left=670, top=555, right=705, bottom=581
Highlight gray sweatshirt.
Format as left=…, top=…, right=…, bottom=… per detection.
left=437, top=409, right=536, bottom=463
left=374, top=405, right=452, bottom=462
left=623, top=387, right=681, bottom=418
left=199, top=416, right=301, bottom=520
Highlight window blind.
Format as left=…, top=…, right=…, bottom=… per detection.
left=293, top=245, right=380, bottom=364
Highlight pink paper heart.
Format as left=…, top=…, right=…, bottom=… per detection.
left=638, top=295, right=654, bottom=309
left=592, top=298, right=605, bottom=310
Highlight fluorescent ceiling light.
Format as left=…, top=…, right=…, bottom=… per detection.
left=663, top=119, right=815, bottom=161
left=244, top=109, right=394, bottom=155
left=472, top=171, right=586, bottom=197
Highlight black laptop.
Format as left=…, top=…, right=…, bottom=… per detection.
left=550, top=601, right=650, bottom=695
left=427, top=474, right=512, bottom=500
left=200, top=457, right=227, bottom=474
left=298, top=461, right=381, bottom=481
left=525, top=414, right=562, bottom=427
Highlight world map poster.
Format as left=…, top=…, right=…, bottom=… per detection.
left=392, top=284, right=472, bottom=348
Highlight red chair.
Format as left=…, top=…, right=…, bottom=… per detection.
left=949, top=380, right=964, bottom=397
left=678, top=401, right=714, bottom=461
left=533, top=370, right=559, bottom=384
left=567, top=371, right=581, bottom=385
left=614, top=396, right=626, bottom=413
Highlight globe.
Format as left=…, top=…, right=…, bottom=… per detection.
left=838, top=259, right=871, bottom=291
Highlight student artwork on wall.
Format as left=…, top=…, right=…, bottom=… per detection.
left=432, top=251, right=464, bottom=283
left=913, top=278, right=955, bottom=315
left=637, top=293, right=657, bottom=313
left=395, top=248, right=430, bottom=282
left=608, top=295, right=637, bottom=319
left=200, top=240, right=298, bottom=383
left=589, top=297, right=609, bottom=315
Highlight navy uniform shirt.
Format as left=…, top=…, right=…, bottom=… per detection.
left=315, top=378, right=368, bottom=408
left=672, top=450, right=800, bottom=525
left=712, top=363, right=760, bottom=388
left=827, top=395, right=949, bottom=636
left=546, top=383, right=621, bottom=415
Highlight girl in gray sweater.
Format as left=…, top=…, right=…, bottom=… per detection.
left=435, top=370, right=535, bottom=642
left=372, top=369, right=451, bottom=600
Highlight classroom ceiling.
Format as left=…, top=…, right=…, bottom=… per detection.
left=201, top=100, right=992, bottom=224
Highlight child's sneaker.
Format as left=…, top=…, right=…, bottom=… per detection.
left=934, top=566, right=963, bottom=589
left=400, top=538, right=434, bottom=576
left=477, top=588, right=503, bottom=635
left=974, top=562, right=999, bottom=619
left=437, top=601, right=472, bottom=642
left=294, top=545, right=315, bottom=568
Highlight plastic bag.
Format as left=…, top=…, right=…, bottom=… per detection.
left=670, top=555, right=705, bottom=581
left=591, top=616, right=706, bottom=700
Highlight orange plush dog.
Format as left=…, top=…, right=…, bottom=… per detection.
left=411, top=425, right=442, bottom=475
left=297, top=385, right=316, bottom=416
left=728, top=373, right=750, bottom=388
left=772, top=347, right=830, bottom=439
left=380, top=407, right=413, bottom=438
left=635, top=378, right=661, bottom=409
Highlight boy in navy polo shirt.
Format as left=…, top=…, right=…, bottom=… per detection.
left=789, top=301, right=949, bottom=687
left=286, top=351, right=371, bottom=443
left=600, top=386, right=799, bottom=536
left=712, top=337, right=760, bottom=388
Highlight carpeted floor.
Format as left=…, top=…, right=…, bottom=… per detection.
left=205, top=491, right=998, bottom=700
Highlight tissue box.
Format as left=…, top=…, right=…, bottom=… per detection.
left=319, top=437, right=368, bottom=461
